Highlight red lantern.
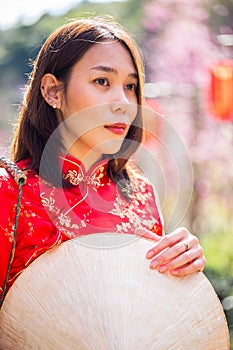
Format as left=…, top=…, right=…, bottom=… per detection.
left=208, top=59, right=233, bottom=121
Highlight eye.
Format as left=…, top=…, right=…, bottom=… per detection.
left=94, top=78, right=109, bottom=86
left=125, top=83, right=137, bottom=92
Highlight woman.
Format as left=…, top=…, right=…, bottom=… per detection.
left=0, top=16, right=205, bottom=305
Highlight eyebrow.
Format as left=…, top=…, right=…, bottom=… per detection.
left=90, top=66, right=138, bottom=80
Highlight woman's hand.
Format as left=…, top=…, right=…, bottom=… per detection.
left=135, top=227, right=206, bottom=276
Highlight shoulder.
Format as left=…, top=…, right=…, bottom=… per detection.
left=126, top=160, right=163, bottom=210
left=126, top=161, right=158, bottom=203
left=0, top=158, right=38, bottom=192
left=126, top=161, right=152, bottom=189
left=0, top=167, right=17, bottom=192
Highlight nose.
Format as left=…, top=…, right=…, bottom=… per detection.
left=110, top=88, right=129, bottom=114
left=111, top=102, right=128, bottom=114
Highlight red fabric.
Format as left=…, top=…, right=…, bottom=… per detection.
left=0, top=155, right=163, bottom=301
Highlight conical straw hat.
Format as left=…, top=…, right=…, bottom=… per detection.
left=0, top=234, right=230, bottom=350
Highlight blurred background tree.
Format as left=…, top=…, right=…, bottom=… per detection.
left=142, top=0, right=233, bottom=344
left=0, top=0, right=232, bottom=344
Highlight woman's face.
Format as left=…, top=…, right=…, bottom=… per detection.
left=59, top=41, right=139, bottom=168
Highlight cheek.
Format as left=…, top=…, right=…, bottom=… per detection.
left=62, top=86, right=94, bottom=118
left=62, top=109, right=100, bottom=137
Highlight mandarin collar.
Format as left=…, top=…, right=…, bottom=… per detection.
left=60, top=155, right=108, bottom=187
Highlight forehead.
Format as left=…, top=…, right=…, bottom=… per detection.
left=76, top=41, right=136, bottom=72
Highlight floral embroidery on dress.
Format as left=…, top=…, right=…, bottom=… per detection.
left=58, top=212, right=72, bottom=227
left=63, top=170, right=85, bottom=186
left=110, top=191, right=158, bottom=233
left=40, top=191, right=84, bottom=236
left=39, top=157, right=162, bottom=237
left=109, top=174, right=159, bottom=233
left=40, top=191, right=59, bottom=215
left=0, top=225, right=14, bottom=242
left=63, top=170, right=103, bottom=189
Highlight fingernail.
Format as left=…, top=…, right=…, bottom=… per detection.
left=146, top=250, right=154, bottom=259
left=150, top=261, right=158, bottom=269
left=158, top=265, right=167, bottom=273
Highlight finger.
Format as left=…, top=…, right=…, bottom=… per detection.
left=146, top=228, right=188, bottom=259
left=153, top=246, right=202, bottom=272
left=135, top=228, right=162, bottom=242
left=169, top=257, right=206, bottom=276
left=149, top=241, right=193, bottom=269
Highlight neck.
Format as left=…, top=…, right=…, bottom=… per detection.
left=67, top=145, right=102, bottom=172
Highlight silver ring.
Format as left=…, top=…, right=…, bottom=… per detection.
left=183, top=242, right=189, bottom=251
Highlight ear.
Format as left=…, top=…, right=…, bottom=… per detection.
left=40, top=73, right=63, bottom=109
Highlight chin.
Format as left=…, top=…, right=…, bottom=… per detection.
left=96, top=139, right=124, bottom=155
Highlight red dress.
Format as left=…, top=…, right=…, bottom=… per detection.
left=0, top=155, right=163, bottom=301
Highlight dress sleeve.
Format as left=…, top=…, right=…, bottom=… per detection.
left=0, top=169, right=19, bottom=302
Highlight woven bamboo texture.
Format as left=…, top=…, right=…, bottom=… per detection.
left=0, top=234, right=230, bottom=349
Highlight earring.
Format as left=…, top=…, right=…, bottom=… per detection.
left=53, top=103, right=57, bottom=109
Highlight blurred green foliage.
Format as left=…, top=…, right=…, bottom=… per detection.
left=202, top=231, right=233, bottom=275
left=201, top=230, right=233, bottom=347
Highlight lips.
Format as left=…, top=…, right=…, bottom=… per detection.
left=104, top=123, right=127, bottom=135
